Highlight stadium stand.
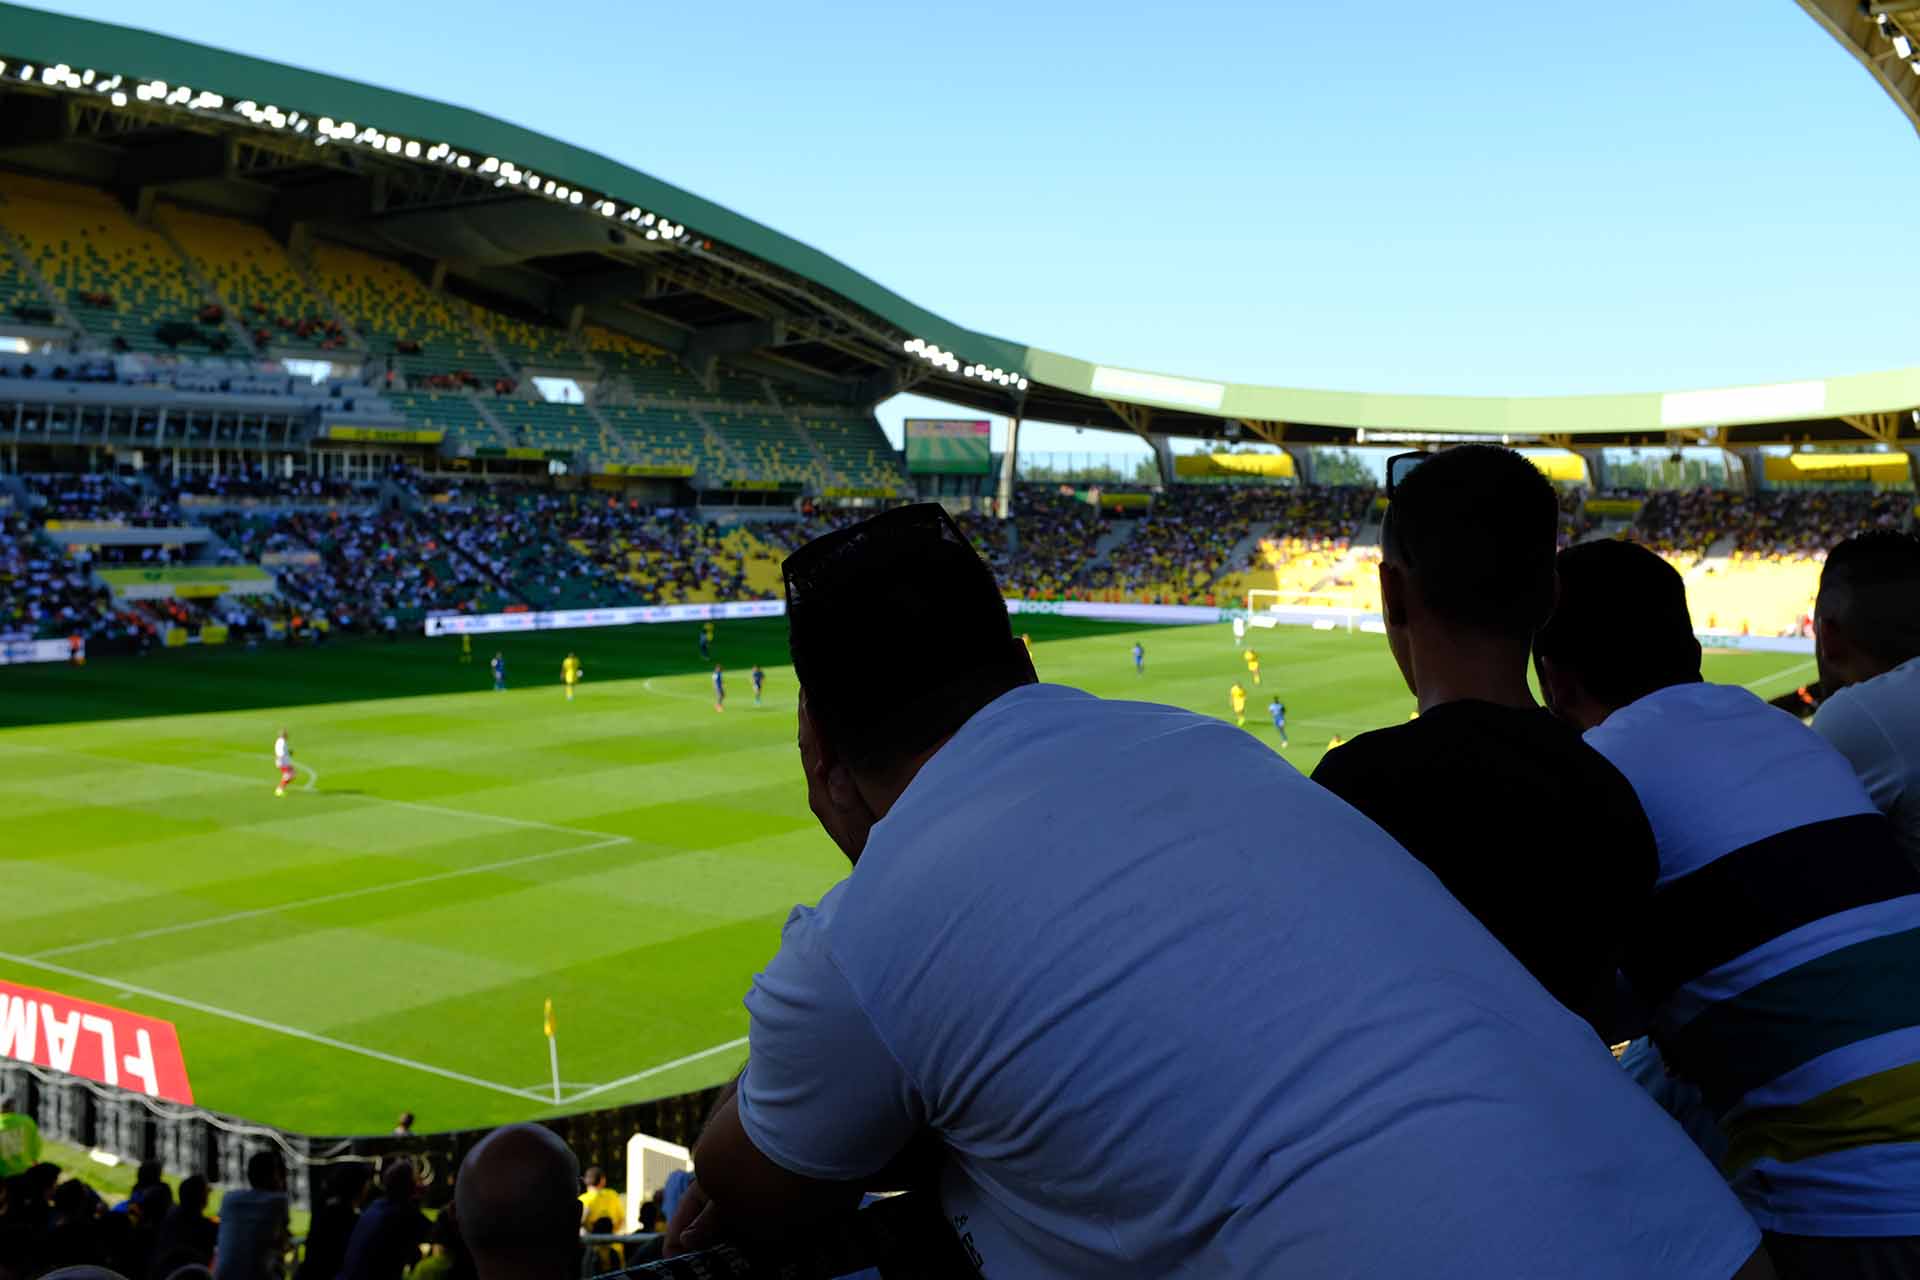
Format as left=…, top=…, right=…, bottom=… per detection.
left=0, top=174, right=226, bottom=355
left=473, top=307, right=595, bottom=374
left=582, top=325, right=707, bottom=400
left=158, top=205, right=352, bottom=354
left=794, top=413, right=907, bottom=491
left=596, top=404, right=726, bottom=475
left=307, top=243, right=509, bottom=387
left=383, top=390, right=499, bottom=451
left=490, top=397, right=600, bottom=455
left=703, top=411, right=821, bottom=488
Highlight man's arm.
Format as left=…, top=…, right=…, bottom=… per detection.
left=672, top=908, right=925, bottom=1253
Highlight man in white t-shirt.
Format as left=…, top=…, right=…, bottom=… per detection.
left=668, top=504, right=1767, bottom=1279
left=1813, top=531, right=1920, bottom=869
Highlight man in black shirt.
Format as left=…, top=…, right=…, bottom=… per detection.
left=1311, top=445, right=1655, bottom=1039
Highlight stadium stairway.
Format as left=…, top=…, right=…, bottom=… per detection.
left=1088, top=518, right=1139, bottom=570
left=0, top=222, right=79, bottom=339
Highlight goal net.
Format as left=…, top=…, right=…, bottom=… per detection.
left=1244, top=588, right=1368, bottom=634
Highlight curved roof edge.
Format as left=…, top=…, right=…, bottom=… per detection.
left=5, top=1, right=1919, bottom=439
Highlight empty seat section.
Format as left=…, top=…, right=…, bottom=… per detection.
left=386, top=390, right=495, bottom=450
left=490, top=399, right=598, bottom=455
left=800, top=415, right=906, bottom=489
left=473, top=309, right=592, bottom=373
left=160, top=205, right=349, bottom=352
left=706, top=412, right=821, bottom=487
left=0, top=175, right=217, bottom=354
left=309, top=243, right=506, bottom=385
left=582, top=325, right=707, bottom=398
left=597, top=405, right=725, bottom=476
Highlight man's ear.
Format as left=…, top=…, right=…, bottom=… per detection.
left=1380, top=562, right=1410, bottom=628
left=1535, top=653, right=1573, bottom=719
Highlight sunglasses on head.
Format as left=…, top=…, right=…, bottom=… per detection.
left=1385, top=450, right=1432, bottom=501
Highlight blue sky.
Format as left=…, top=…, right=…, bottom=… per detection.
left=34, top=1, right=1920, bottom=456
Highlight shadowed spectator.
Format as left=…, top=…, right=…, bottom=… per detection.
left=337, top=1160, right=426, bottom=1280
left=411, top=1204, right=475, bottom=1280
left=1813, top=530, right=1920, bottom=868
left=1310, top=445, right=1657, bottom=1040
left=669, top=501, right=1769, bottom=1278
left=454, top=1125, right=580, bottom=1280
left=292, top=1164, right=370, bottom=1280
left=1536, top=538, right=1920, bottom=1278
left=213, top=1151, right=289, bottom=1280
left=149, top=1177, right=215, bottom=1280
left=575, top=1167, right=620, bottom=1236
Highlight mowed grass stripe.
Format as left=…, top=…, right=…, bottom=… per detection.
left=0, top=618, right=1814, bottom=1133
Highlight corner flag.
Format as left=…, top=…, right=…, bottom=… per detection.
left=544, top=999, right=560, bottom=1104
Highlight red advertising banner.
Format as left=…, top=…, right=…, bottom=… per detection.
left=0, top=979, right=193, bottom=1104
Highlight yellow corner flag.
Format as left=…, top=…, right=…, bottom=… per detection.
left=544, top=999, right=560, bottom=1103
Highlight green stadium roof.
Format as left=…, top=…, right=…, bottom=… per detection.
left=1, top=0, right=1917, bottom=449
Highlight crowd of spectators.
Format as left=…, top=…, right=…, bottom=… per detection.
left=20, top=474, right=177, bottom=527
left=1631, top=488, right=1912, bottom=558
left=0, top=1156, right=232, bottom=1280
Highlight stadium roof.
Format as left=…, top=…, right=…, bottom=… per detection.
left=2, top=1, right=1917, bottom=451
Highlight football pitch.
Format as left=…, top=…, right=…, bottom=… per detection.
left=0, top=617, right=1817, bottom=1136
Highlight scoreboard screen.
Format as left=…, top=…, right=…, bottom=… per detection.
left=905, top=419, right=992, bottom=475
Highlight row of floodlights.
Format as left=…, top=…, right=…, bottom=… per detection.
left=1872, top=11, right=1920, bottom=73
left=901, top=338, right=1029, bottom=391
left=0, top=59, right=690, bottom=242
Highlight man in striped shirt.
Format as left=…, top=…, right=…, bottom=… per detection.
left=1536, top=539, right=1920, bottom=1279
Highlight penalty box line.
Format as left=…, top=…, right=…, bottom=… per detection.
left=0, top=946, right=549, bottom=1103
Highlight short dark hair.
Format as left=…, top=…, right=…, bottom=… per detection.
left=1381, top=445, right=1559, bottom=633
left=1535, top=539, right=1700, bottom=708
left=784, top=503, right=1027, bottom=768
left=582, top=1165, right=604, bottom=1187
left=1819, top=530, right=1920, bottom=669
left=245, top=1150, right=284, bottom=1191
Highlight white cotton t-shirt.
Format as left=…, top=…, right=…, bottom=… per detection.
left=1815, top=656, right=1920, bottom=869
left=737, top=684, right=1758, bottom=1279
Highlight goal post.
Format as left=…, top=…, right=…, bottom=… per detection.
left=1244, top=588, right=1367, bottom=635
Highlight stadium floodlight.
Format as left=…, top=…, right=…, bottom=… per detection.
left=111, top=91, right=127, bottom=107
left=404, top=140, right=421, bottom=158
left=1896, top=32, right=1914, bottom=55
left=81, top=68, right=93, bottom=84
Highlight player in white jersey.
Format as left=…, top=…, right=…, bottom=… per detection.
left=274, top=730, right=294, bottom=797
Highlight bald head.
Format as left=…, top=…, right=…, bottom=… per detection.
left=456, top=1125, right=581, bottom=1280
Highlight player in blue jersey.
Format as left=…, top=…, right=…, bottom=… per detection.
left=491, top=652, right=506, bottom=692
left=713, top=664, right=725, bottom=713
left=1268, top=696, right=1289, bottom=748
left=1131, top=641, right=1145, bottom=675
left=751, top=664, right=765, bottom=706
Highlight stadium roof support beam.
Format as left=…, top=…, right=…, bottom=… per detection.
left=1236, top=419, right=1288, bottom=446
left=1841, top=411, right=1909, bottom=444
left=1796, top=0, right=1920, bottom=137
left=113, top=133, right=233, bottom=201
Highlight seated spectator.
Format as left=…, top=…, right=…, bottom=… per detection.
left=454, top=1125, right=581, bottom=1280
left=1310, top=445, right=1656, bottom=1040
left=1535, top=538, right=1920, bottom=1277
left=1813, top=530, right=1920, bottom=868
left=411, top=1205, right=475, bottom=1280
left=212, top=1151, right=289, bottom=1280
left=149, top=1176, right=215, bottom=1280
left=337, top=1160, right=426, bottom=1280
left=291, top=1164, right=370, bottom=1280
left=669, top=502, right=1766, bottom=1277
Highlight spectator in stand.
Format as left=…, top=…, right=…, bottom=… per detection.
left=1310, top=446, right=1656, bottom=1040
left=337, top=1160, right=427, bottom=1280
left=575, top=1168, right=620, bottom=1235
left=667, top=502, right=1766, bottom=1278
left=292, top=1164, right=371, bottom=1280
left=1812, top=530, right=1920, bottom=869
left=212, top=1151, right=289, bottom=1280
left=455, top=1125, right=581, bottom=1280
left=1535, top=538, right=1920, bottom=1278
left=149, top=1176, right=216, bottom=1280
left=411, top=1205, right=475, bottom=1280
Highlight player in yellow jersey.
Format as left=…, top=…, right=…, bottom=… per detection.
left=460, top=633, right=472, bottom=664
left=1230, top=681, right=1248, bottom=727
left=562, top=652, right=582, bottom=702
left=1242, top=647, right=1261, bottom=686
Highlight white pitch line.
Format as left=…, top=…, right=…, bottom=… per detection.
left=562, top=1036, right=750, bottom=1105
left=1743, top=657, right=1817, bottom=692
left=0, top=948, right=545, bottom=1102
left=30, top=836, right=633, bottom=960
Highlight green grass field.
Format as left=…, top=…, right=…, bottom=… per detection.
left=0, top=617, right=1817, bottom=1137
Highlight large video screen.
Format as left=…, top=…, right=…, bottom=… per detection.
left=905, top=418, right=992, bottom=475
